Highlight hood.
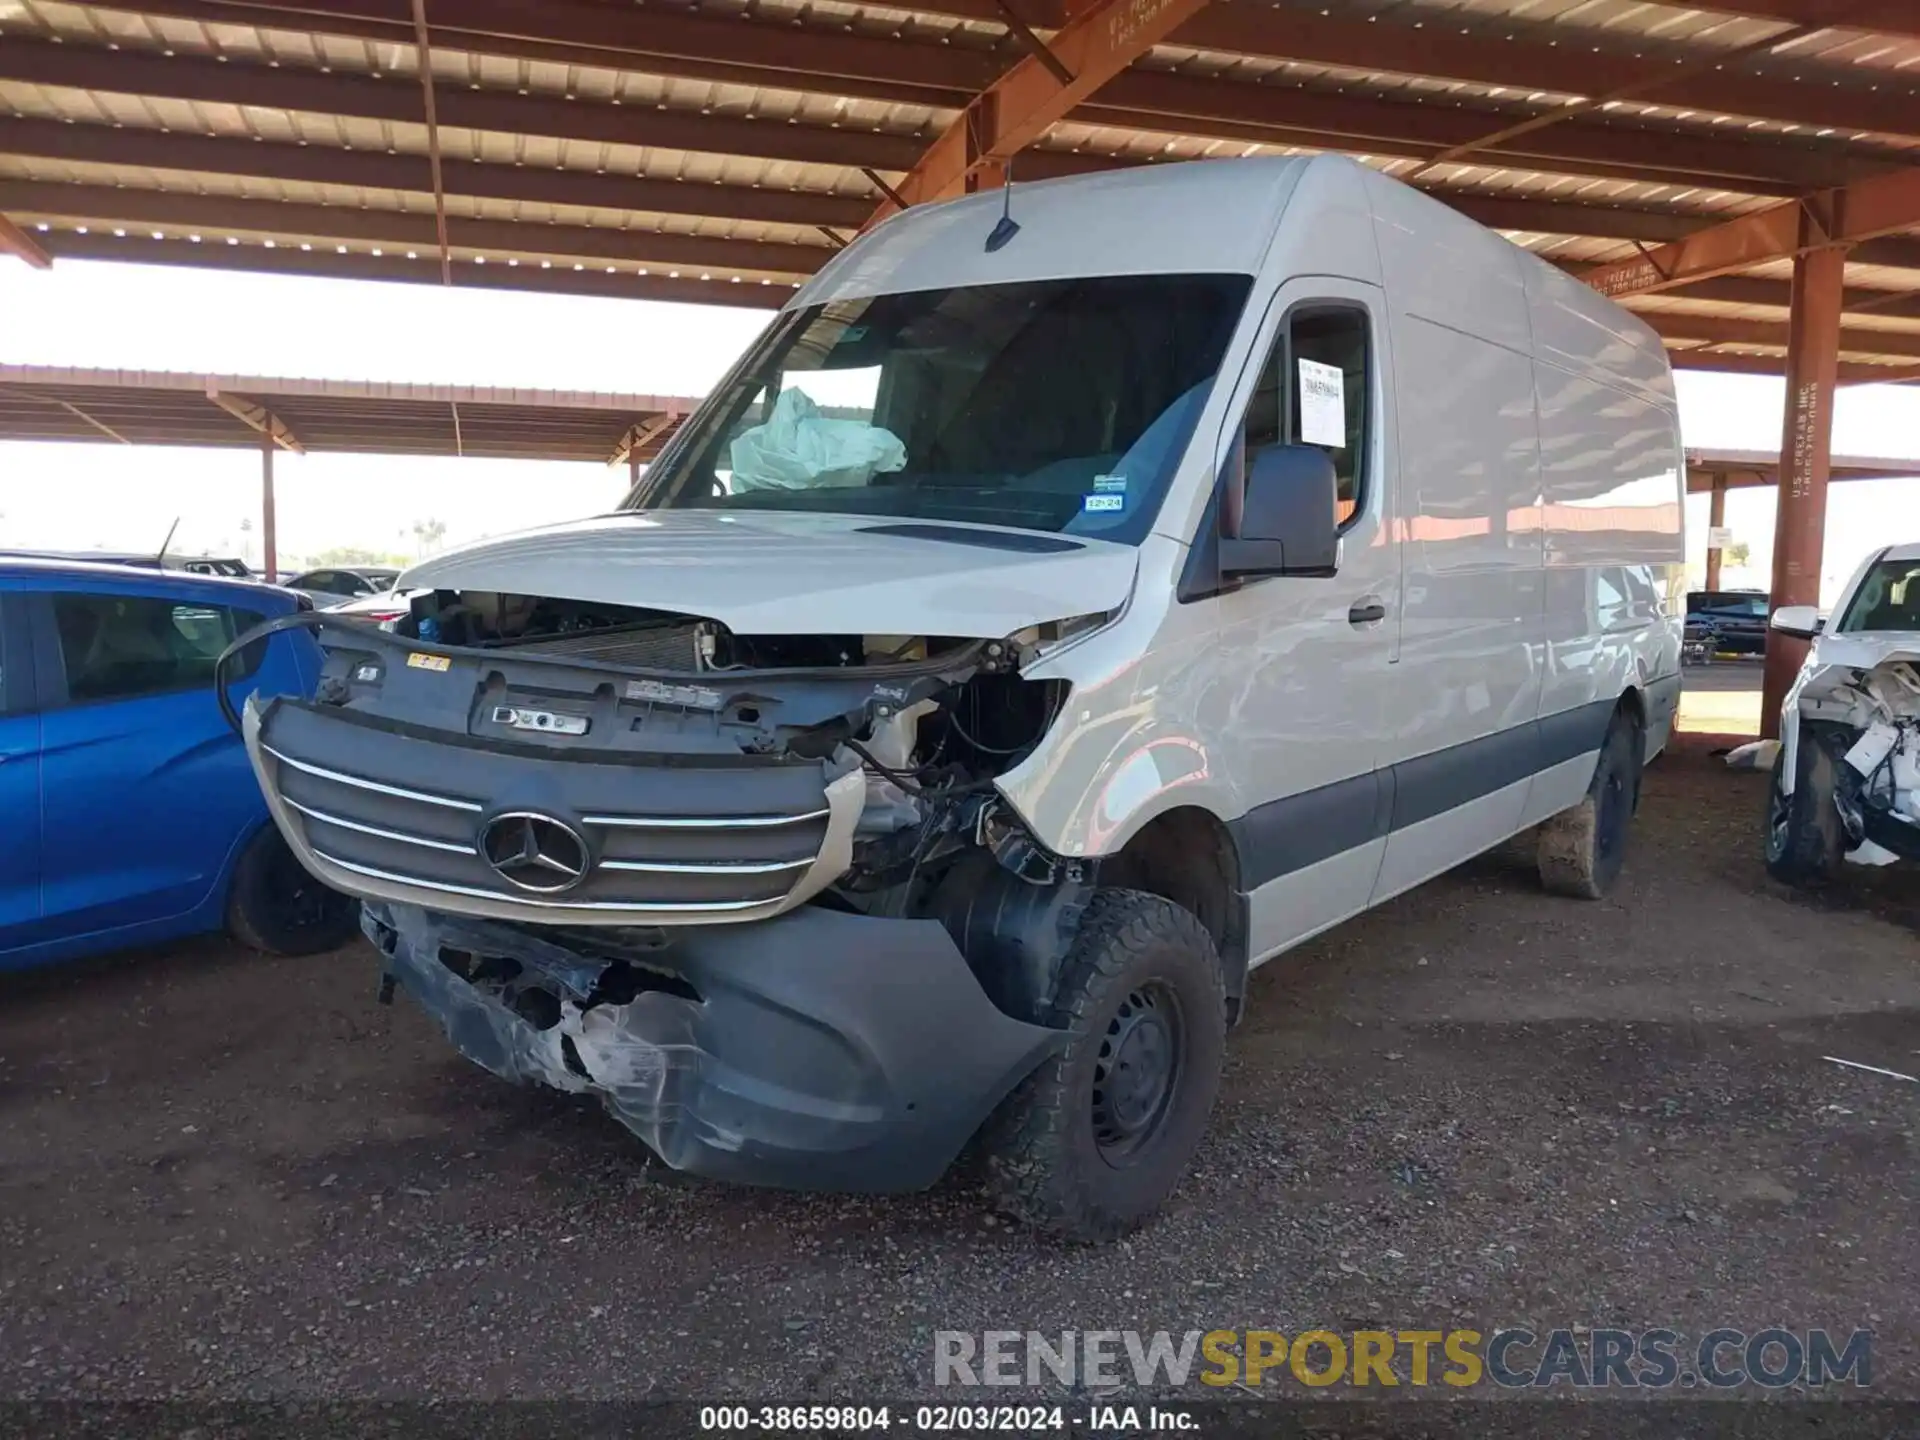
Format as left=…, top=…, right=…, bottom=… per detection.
left=1809, top=633, right=1920, bottom=671
left=400, top=509, right=1138, bottom=638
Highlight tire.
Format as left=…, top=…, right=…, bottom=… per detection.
left=1764, top=726, right=1843, bottom=886
left=982, top=888, right=1227, bottom=1241
left=226, top=826, right=362, bottom=955
left=1538, top=707, right=1640, bottom=900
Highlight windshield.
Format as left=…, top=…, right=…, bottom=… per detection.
left=1837, top=557, right=1920, bottom=633
left=626, top=274, right=1252, bottom=544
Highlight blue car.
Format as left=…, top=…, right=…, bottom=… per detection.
left=0, top=559, right=360, bottom=970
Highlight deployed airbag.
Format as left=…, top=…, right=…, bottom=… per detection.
left=730, top=387, right=907, bottom=492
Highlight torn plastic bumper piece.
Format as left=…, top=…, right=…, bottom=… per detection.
left=364, top=901, right=1063, bottom=1192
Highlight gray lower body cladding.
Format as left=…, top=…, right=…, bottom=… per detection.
left=364, top=902, right=1062, bottom=1191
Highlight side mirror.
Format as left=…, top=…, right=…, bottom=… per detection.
left=1220, top=443, right=1340, bottom=580
left=1770, top=604, right=1822, bottom=641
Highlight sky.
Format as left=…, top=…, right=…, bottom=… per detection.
left=1, top=257, right=1917, bottom=601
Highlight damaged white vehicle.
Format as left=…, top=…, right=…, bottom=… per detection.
left=1767, top=542, right=1920, bottom=882
left=230, top=155, right=1684, bottom=1238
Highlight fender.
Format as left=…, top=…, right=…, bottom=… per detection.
left=992, top=571, right=1247, bottom=862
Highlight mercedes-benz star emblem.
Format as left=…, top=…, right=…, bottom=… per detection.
left=478, top=811, right=591, bottom=894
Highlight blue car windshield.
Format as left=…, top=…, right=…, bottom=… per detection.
left=624, top=273, right=1252, bottom=545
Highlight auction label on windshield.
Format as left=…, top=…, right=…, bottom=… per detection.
left=1297, top=357, right=1346, bottom=448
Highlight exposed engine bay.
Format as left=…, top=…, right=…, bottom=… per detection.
left=1795, top=654, right=1920, bottom=866
left=240, top=583, right=1113, bottom=1185
left=305, top=587, right=1088, bottom=910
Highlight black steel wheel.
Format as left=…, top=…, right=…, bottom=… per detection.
left=1090, top=981, right=1184, bottom=1162
left=983, top=888, right=1225, bottom=1241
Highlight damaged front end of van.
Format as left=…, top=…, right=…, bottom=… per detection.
left=241, top=516, right=1137, bottom=1191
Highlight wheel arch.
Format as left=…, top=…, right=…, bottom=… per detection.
left=1095, top=805, right=1250, bottom=1023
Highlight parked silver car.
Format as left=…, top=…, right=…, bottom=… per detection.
left=282, top=567, right=401, bottom=609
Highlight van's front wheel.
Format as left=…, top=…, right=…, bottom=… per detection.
left=983, top=889, right=1225, bottom=1241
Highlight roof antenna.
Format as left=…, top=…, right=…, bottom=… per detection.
left=984, top=157, right=1021, bottom=254
left=155, top=516, right=180, bottom=566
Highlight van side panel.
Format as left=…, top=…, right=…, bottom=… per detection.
left=1531, top=370, right=1684, bottom=728
left=1525, top=261, right=1686, bottom=799
left=1365, top=177, right=1547, bottom=896
left=1525, top=261, right=1675, bottom=407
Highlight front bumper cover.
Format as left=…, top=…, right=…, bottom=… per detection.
left=366, top=901, right=1062, bottom=1192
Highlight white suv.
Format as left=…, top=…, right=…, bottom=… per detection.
left=1767, top=542, right=1920, bottom=882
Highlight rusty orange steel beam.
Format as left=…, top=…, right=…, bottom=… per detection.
left=1851, top=360, right=1920, bottom=386
left=870, top=0, right=1214, bottom=222
left=1583, top=166, right=1920, bottom=300
left=0, top=212, right=51, bottom=269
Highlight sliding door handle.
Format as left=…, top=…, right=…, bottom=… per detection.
left=1348, top=598, right=1387, bottom=627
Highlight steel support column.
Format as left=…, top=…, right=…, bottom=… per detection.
left=1760, top=242, right=1847, bottom=739
left=260, top=425, right=279, bottom=583
left=1705, top=478, right=1728, bottom=591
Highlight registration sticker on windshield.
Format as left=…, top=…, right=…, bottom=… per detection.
left=1092, top=474, right=1127, bottom=493
left=1083, top=493, right=1125, bottom=514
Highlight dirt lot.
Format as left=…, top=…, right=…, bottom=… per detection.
left=2, top=711, right=1916, bottom=1402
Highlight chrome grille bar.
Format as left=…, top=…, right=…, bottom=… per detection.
left=263, top=745, right=482, bottom=813
left=598, top=855, right=811, bottom=875
left=582, top=807, right=830, bottom=830
left=311, top=850, right=774, bottom=913
left=284, top=797, right=475, bottom=855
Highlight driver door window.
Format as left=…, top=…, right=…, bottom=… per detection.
left=1242, top=306, right=1371, bottom=528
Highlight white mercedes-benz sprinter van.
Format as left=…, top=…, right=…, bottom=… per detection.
left=240, top=155, right=1684, bottom=1238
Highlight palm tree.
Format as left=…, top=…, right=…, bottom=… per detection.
left=410, top=517, right=448, bottom=556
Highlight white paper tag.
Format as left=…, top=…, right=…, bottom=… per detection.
left=1297, top=357, right=1346, bottom=449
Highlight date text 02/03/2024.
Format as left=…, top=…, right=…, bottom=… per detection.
left=696, top=1405, right=1192, bottom=1432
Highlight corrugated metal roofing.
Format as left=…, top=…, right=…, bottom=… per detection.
left=0, top=364, right=699, bottom=460
left=0, top=0, right=1916, bottom=375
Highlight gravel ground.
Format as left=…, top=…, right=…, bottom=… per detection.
left=1, top=732, right=1916, bottom=1403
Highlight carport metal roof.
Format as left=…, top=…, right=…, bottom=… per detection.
left=0, top=362, right=697, bottom=462
left=1, top=0, right=1919, bottom=384
left=1686, top=445, right=1920, bottom=491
